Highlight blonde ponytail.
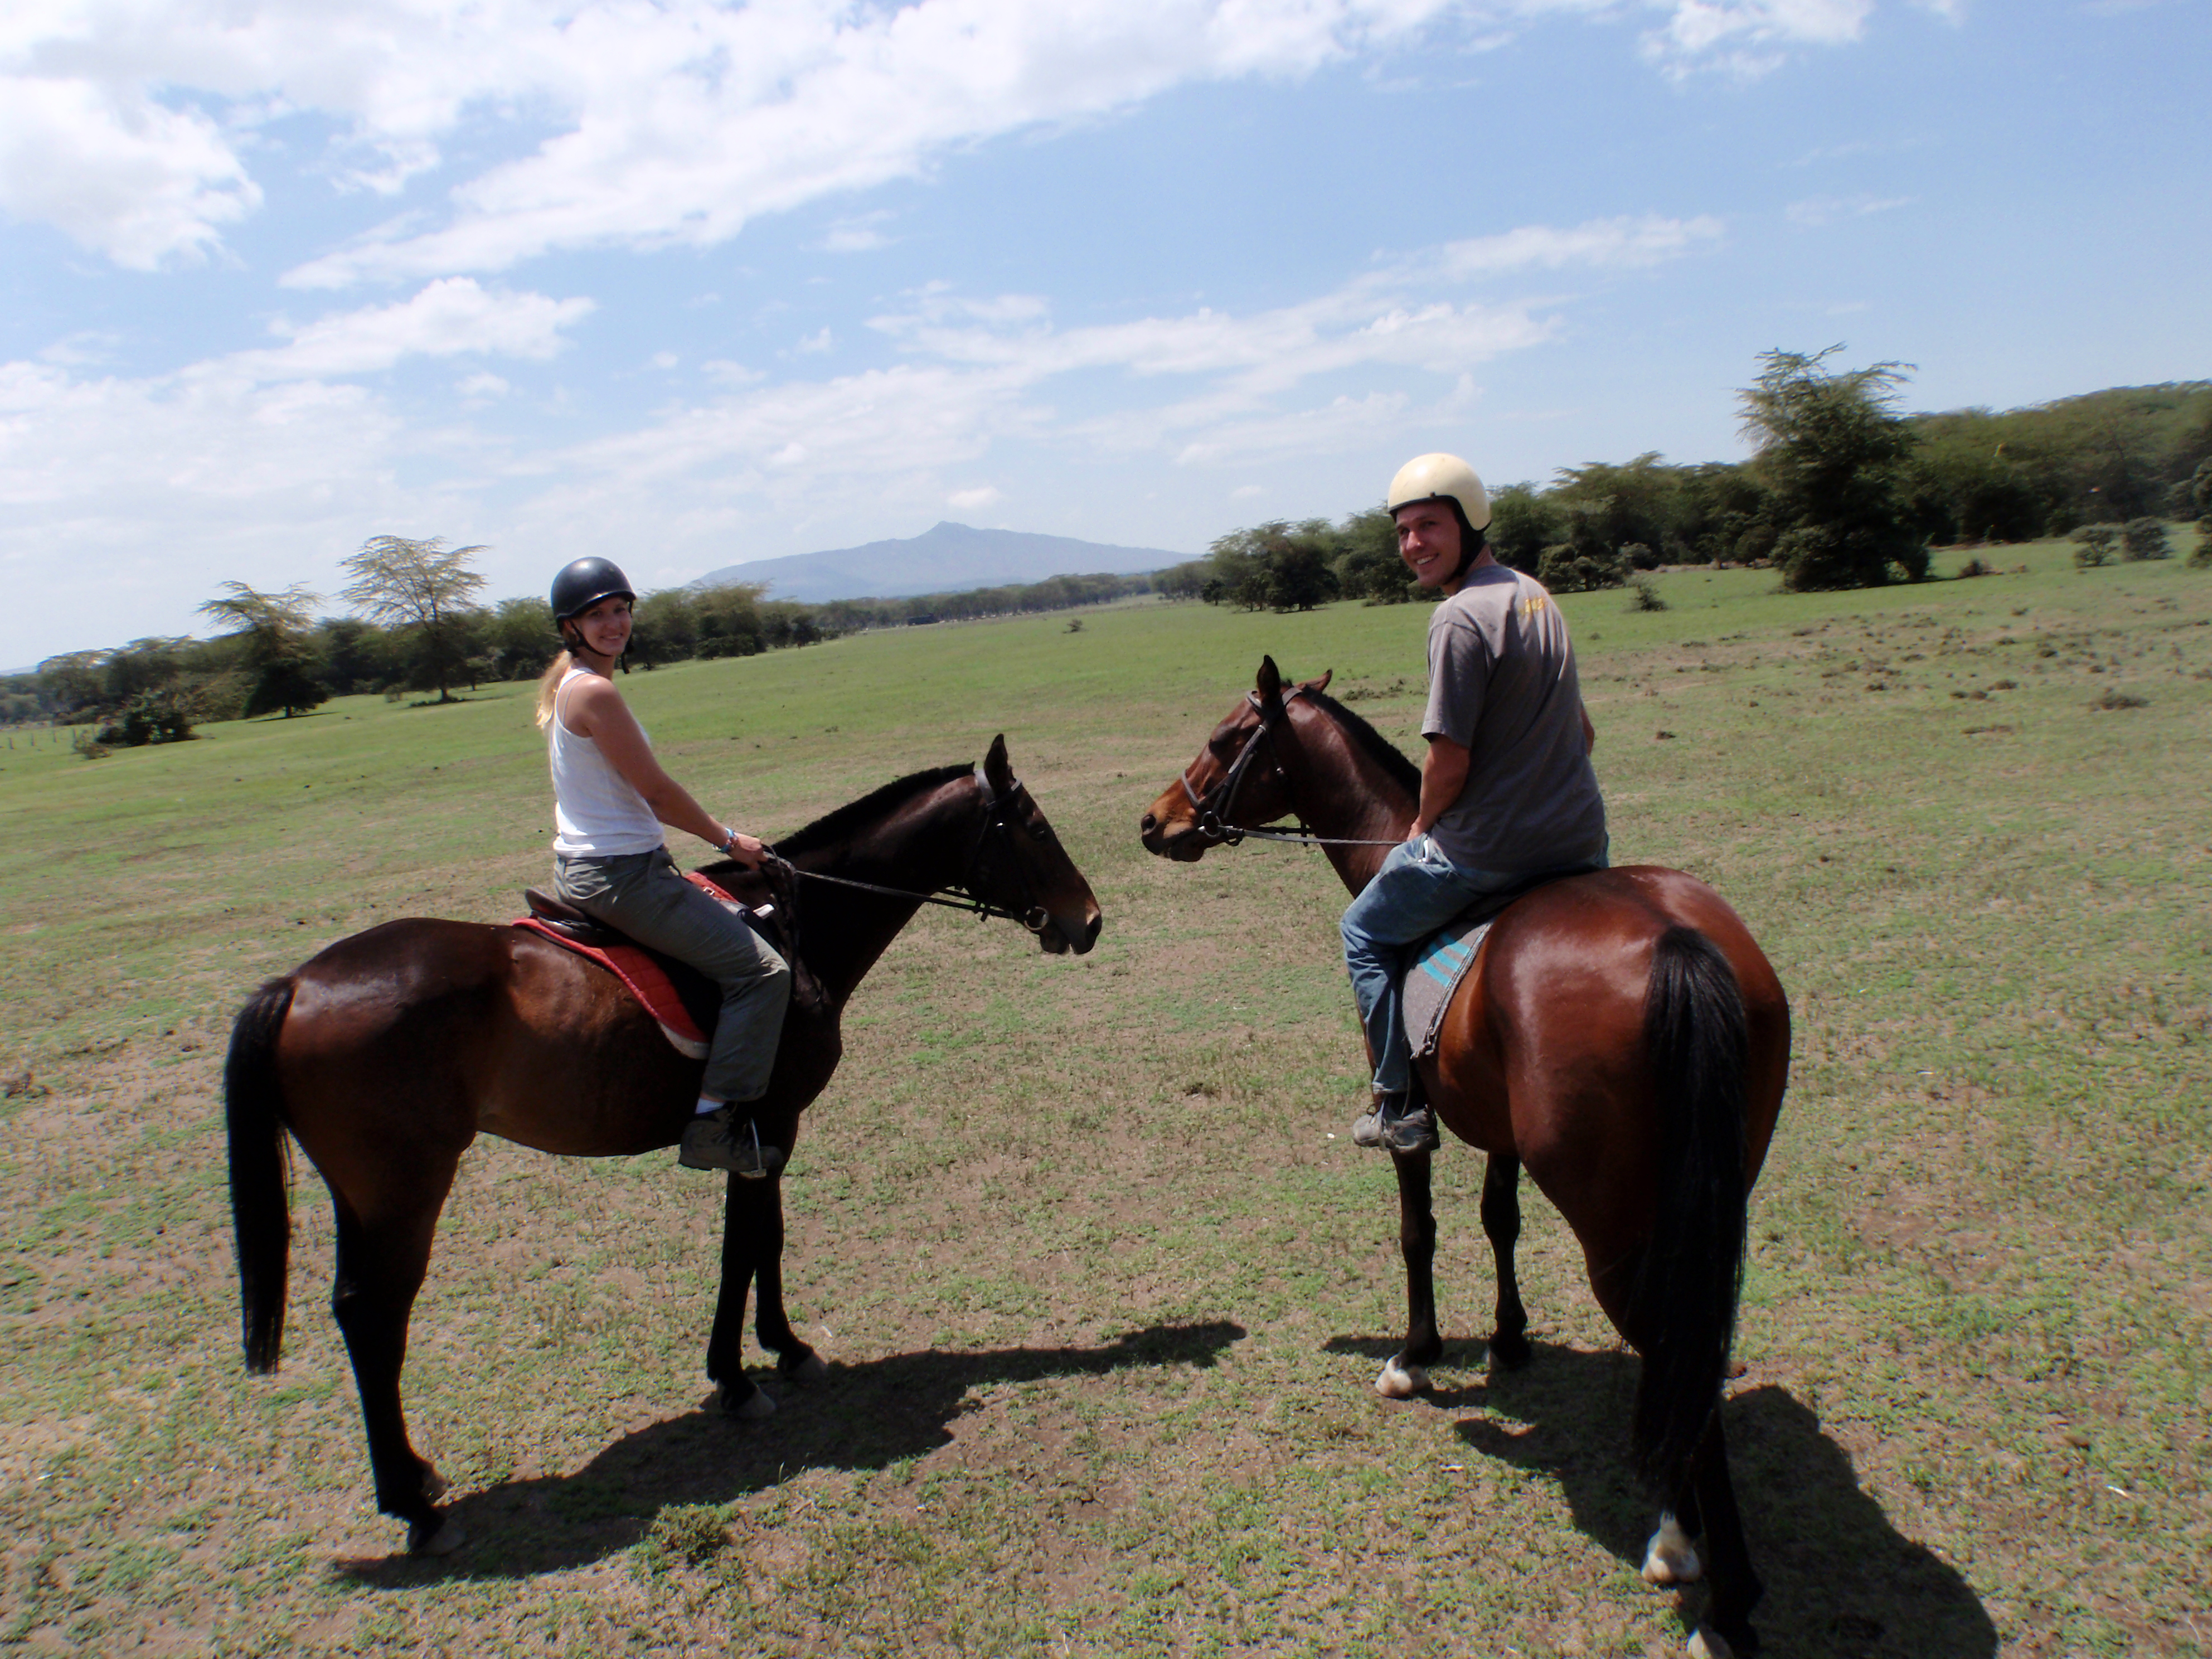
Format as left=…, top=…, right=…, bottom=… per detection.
left=534, top=650, right=574, bottom=730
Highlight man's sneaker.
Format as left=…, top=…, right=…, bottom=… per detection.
left=679, top=1107, right=784, bottom=1178
left=1351, top=1092, right=1439, bottom=1154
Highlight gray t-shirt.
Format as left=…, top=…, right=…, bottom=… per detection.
left=1421, top=564, right=1607, bottom=874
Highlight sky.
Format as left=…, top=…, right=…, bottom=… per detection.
left=3, top=0, right=2207, bottom=663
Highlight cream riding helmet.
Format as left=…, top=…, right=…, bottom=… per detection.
left=1388, top=452, right=1492, bottom=586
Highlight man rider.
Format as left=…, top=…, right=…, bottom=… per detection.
left=1343, top=453, right=1607, bottom=1154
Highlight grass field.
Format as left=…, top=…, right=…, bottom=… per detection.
left=2, top=537, right=2208, bottom=1656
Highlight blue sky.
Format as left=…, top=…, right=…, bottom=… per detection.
left=4, top=0, right=2206, bottom=661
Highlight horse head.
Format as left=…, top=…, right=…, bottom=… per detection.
left=974, top=734, right=1103, bottom=954
left=1139, top=656, right=1331, bottom=862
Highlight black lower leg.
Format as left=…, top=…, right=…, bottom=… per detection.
left=1479, top=1154, right=1531, bottom=1368
left=1391, top=1147, right=1444, bottom=1372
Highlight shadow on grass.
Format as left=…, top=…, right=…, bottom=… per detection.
left=331, top=1320, right=1243, bottom=1584
left=1350, top=1338, right=1995, bottom=1659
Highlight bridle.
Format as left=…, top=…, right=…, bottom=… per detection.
left=767, top=769, right=1057, bottom=934
left=1178, top=686, right=1398, bottom=849
left=1178, top=686, right=1309, bottom=845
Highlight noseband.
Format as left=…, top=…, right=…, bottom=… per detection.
left=1178, top=686, right=1310, bottom=845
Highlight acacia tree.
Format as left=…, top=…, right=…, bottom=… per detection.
left=198, top=581, right=327, bottom=717
left=341, top=535, right=488, bottom=703
left=1741, top=346, right=1928, bottom=589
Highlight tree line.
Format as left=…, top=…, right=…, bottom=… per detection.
left=10, top=538, right=1167, bottom=745
left=1170, top=354, right=2212, bottom=612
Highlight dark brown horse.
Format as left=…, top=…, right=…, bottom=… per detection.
left=1139, top=660, right=1788, bottom=1659
left=228, top=736, right=1100, bottom=1556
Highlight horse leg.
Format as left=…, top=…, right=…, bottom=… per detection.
left=1681, top=1414, right=1762, bottom=1658
left=745, top=1175, right=826, bottom=1385
left=1377, top=1148, right=1442, bottom=1398
left=328, top=1191, right=460, bottom=1555
left=705, top=1177, right=772, bottom=1420
left=1478, top=1153, right=1531, bottom=1370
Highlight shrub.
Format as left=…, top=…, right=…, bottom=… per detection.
left=2190, top=518, right=2212, bottom=570
left=1536, top=543, right=1628, bottom=594
left=1626, top=575, right=1668, bottom=612
left=71, top=730, right=111, bottom=760
left=2072, top=525, right=2117, bottom=569
left=1956, top=556, right=1995, bottom=578
left=2120, top=518, right=2171, bottom=561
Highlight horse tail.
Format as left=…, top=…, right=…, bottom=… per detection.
left=225, top=977, right=296, bottom=1375
left=1630, top=924, right=1749, bottom=1497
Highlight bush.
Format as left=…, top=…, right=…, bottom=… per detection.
left=1536, top=543, right=1628, bottom=594
left=1619, top=541, right=1658, bottom=571
left=2120, top=518, right=2171, bottom=561
left=71, top=730, right=111, bottom=760
left=95, top=688, right=197, bottom=747
left=2072, top=525, right=2117, bottom=569
left=1626, top=575, right=1667, bottom=612
left=2189, top=518, right=2212, bottom=570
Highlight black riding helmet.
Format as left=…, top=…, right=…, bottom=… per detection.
left=550, top=557, right=636, bottom=624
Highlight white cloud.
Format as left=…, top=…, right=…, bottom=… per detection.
left=225, top=279, right=594, bottom=382
left=0, top=76, right=260, bottom=268
left=1786, top=192, right=1914, bottom=227
left=2, top=1, right=1884, bottom=278
left=948, top=484, right=1003, bottom=510
left=1442, top=213, right=1725, bottom=276
left=457, top=371, right=511, bottom=399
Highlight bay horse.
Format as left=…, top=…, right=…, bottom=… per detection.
left=227, top=736, right=1100, bottom=1556
left=1138, top=660, right=1788, bottom=1659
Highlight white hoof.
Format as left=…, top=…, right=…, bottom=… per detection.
left=1641, top=1513, right=1701, bottom=1585
left=1686, top=1624, right=1734, bottom=1659
left=721, top=1384, right=777, bottom=1420
left=787, top=1352, right=829, bottom=1384
left=1375, top=1354, right=1429, bottom=1399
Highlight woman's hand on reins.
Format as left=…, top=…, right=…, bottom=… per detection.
left=719, top=829, right=769, bottom=869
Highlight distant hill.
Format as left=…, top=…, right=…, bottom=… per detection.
left=692, top=521, right=1191, bottom=604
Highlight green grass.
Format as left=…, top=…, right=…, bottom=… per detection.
left=2, top=539, right=2208, bottom=1655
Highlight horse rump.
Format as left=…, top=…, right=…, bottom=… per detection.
left=1629, top=925, right=1750, bottom=1496
left=225, top=977, right=297, bottom=1375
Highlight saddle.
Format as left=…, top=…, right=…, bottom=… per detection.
left=514, top=864, right=823, bottom=1059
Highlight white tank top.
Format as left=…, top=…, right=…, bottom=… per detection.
left=549, top=667, right=665, bottom=857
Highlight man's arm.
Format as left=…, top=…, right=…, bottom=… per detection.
left=1411, top=734, right=1471, bottom=838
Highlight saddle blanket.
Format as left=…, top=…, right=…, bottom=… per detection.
left=512, top=871, right=741, bottom=1060
left=1403, top=914, right=1496, bottom=1061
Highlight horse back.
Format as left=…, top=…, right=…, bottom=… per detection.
left=278, top=919, right=704, bottom=1164
left=1424, top=866, right=1788, bottom=1187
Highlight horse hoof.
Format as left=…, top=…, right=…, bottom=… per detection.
left=720, top=1384, right=777, bottom=1420
left=408, top=1513, right=465, bottom=1557
left=1375, top=1354, right=1429, bottom=1399
left=784, top=1352, right=829, bottom=1384
left=420, top=1466, right=450, bottom=1505
left=1687, top=1624, right=1736, bottom=1659
left=1642, top=1515, right=1701, bottom=1585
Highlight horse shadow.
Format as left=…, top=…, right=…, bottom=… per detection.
left=1324, top=1336, right=1996, bottom=1658
left=332, top=1320, right=1243, bottom=1584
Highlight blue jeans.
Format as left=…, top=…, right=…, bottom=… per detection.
left=556, top=848, right=791, bottom=1102
left=1340, top=836, right=1606, bottom=1097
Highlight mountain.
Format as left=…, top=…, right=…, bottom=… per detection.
left=691, top=522, right=1191, bottom=604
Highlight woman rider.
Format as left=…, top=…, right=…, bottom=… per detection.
left=536, top=557, right=791, bottom=1177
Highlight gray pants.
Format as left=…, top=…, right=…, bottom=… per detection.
left=555, top=848, right=790, bottom=1103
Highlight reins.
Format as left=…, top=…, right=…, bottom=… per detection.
left=1178, top=687, right=1400, bottom=849
left=764, top=769, right=1054, bottom=932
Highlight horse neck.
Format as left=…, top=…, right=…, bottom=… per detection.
left=1286, top=703, right=1416, bottom=894
left=782, top=776, right=981, bottom=1005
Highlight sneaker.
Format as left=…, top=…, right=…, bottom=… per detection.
left=679, top=1107, right=785, bottom=1178
left=1350, top=1092, right=1439, bottom=1154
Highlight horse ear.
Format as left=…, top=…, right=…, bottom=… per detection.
left=1304, top=669, right=1332, bottom=693
left=982, top=733, right=1015, bottom=790
left=1257, top=656, right=1283, bottom=701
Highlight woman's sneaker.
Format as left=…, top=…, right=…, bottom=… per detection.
left=1351, top=1090, right=1439, bottom=1154
left=679, top=1107, right=784, bottom=1178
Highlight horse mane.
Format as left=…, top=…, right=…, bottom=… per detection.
left=1302, top=689, right=1422, bottom=800
left=773, top=763, right=974, bottom=857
